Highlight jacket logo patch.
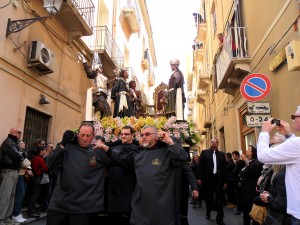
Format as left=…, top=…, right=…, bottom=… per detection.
left=90, top=156, right=97, bottom=166
left=152, top=158, right=161, bottom=166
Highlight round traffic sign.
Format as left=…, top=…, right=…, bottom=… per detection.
left=240, top=74, right=272, bottom=102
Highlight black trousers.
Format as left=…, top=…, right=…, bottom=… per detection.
left=46, top=209, right=98, bottom=225
left=203, top=174, right=224, bottom=219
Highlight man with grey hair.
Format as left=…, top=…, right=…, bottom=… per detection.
left=257, top=106, right=300, bottom=225
left=0, top=127, right=24, bottom=225
left=98, top=125, right=188, bottom=225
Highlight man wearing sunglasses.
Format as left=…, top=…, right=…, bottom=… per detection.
left=106, top=125, right=139, bottom=225
left=258, top=106, right=300, bottom=225
left=196, top=138, right=227, bottom=225
left=0, top=128, right=24, bottom=225
left=99, top=125, right=188, bottom=225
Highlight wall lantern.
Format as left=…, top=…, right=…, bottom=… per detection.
left=39, top=94, right=50, bottom=105
left=43, top=0, right=63, bottom=15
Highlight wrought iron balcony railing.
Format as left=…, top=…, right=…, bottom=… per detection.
left=82, top=26, right=124, bottom=69
left=215, top=27, right=250, bottom=89
left=70, top=0, right=95, bottom=28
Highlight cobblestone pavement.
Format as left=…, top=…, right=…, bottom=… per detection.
left=25, top=201, right=244, bottom=225
left=187, top=202, right=243, bottom=225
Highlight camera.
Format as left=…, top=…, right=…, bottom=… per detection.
left=271, top=119, right=281, bottom=126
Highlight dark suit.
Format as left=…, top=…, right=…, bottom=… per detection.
left=197, top=149, right=227, bottom=221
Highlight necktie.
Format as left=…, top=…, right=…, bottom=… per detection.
left=213, top=151, right=217, bottom=174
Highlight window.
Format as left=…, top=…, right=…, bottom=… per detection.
left=23, top=107, right=50, bottom=151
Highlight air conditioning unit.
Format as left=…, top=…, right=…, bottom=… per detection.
left=28, top=41, right=54, bottom=75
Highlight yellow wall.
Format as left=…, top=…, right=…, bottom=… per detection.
left=191, top=0, right=300, bottom=153
left=0, top=1, right=91, bottom=143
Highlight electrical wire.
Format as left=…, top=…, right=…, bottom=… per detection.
left=21, top=0, right=80, bottom=61
left=251, top=15, right=300, bottom=73
left=0, top=0, right=11, bottom=9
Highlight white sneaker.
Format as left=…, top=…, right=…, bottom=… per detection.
left=11, top=214, right=27, bottom=223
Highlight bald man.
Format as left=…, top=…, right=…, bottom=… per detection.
left=0, top=127, right=24, bottom=225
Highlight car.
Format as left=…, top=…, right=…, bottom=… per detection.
left=255, top=105, right=269, bottom=110
left=248, top=105, right=255, bottom=110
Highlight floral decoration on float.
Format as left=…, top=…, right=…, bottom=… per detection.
left=92, top=113, right=201, bottom=146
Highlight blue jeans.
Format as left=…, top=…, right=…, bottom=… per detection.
left=13, top=175, right=27, bottom=216
left=292, top=216, right=300, bottom=225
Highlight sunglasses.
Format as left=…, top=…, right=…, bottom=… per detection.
left=140, top=132, right=156, bottom=137
left=291, top=115, right=300, bottom=120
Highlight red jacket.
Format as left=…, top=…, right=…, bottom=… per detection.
left=31, top=155, right=48, bottom=176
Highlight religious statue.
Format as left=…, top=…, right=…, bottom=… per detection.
left=111, top=69, right=133, bottom=118
left=129, top=80, right=144, bottom=118
left=82, top=52, right=112, bottom=118
left=166, top=58, right=186, bottom=119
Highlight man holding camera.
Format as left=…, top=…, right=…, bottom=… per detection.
left=46, top=122, right=111, bottom=225
left=257, top=106, right=300, bottom=225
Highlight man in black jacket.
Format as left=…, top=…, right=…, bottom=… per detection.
left=46, top=122, right=111, bottom=225
left=107, top=125, right=139, bottom=225
left=197, top=138, right=227, bottom=225
left=98, top=125, right=188, bottom=225
left=0, top=127, right=24, bottom=225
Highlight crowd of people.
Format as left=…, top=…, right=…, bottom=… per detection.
left=0, top=123, right=198, bottom=225
left=0, top=131, right=55, bottom=224
left=1, top=105, right=300, bottom=225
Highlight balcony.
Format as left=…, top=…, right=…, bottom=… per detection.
left=121, top=0, right=141, bottom=33
left=82, top=26, right=124, bottom=79
left=142, top=49, right=150, bottom=69
left=196, top=90, right=206, bottom=104
left=215, top=27, right=251, bottom=94
left=198, top=74, right=209, bottom=90
left=56, top=0, right=95, bottom=41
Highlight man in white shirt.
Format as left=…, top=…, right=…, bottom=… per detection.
left=257, top=106, right=300, bottom=225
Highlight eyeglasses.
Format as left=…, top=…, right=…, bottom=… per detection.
left=291, top=115, right=300, bottom=120
left=120, top=133, right=131, bottom=136
left=15, top=131, right=22, bottom=134
left=140, top=132, right=157, bottom=137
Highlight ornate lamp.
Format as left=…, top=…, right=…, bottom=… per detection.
left=43, top=0, right=63, bottom=15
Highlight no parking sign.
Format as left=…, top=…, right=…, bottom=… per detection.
left=240, top=74, right=272, bottom=102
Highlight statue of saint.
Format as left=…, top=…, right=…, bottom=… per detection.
left=111, top=69, right=133, bottom=118
left=166, top=58, right=186, bottom=118
left=82, top=52, right=112, bottom=118
left=129, top=80, right=144, bottom=118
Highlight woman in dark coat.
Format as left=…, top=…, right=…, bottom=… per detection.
left=111, top=69, right=133, bottom=118
left=259, top=165, right=291, bottom=225
left=240, top=145, right=263, bottom=225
